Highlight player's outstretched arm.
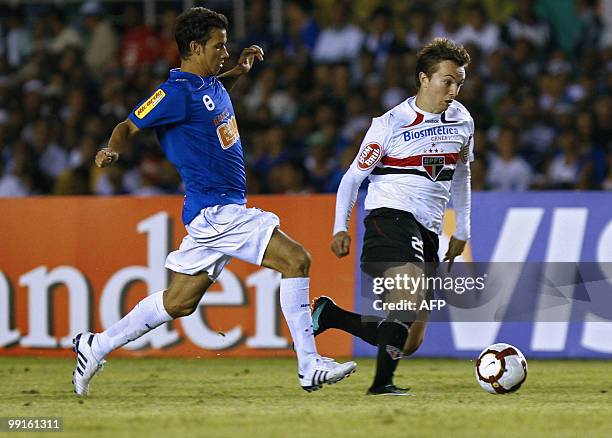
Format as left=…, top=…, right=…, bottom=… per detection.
left=95, top=119, right=140, bottom=168
left=218, top=45, right=264, bottom=91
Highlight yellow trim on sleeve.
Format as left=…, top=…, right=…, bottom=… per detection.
left=135, top=89, right=166, bottom=119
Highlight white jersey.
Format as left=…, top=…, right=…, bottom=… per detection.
left=334, top=96, right=474, bottom=240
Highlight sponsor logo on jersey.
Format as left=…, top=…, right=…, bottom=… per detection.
left=135, top=89, right=166, bottom=119
left=358, top=143, right=382, bottom=170
left=403, top=126, right=459, bottom=142
left=217, top=115, right=240, bottom=149
left=423, top=155, right=445, bottom=180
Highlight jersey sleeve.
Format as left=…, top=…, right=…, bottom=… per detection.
left=347, top=115, right=390, bottom=173
left=452, top=116, right=474, bottom=241
left=333, top=116, right=389, bottom=234
left=465, top=117, right=475, bottom=163
left=128, top=84, right=189, bottom=129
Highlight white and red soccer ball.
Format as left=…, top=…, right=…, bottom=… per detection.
left=475, top=343, right=528, bottom=394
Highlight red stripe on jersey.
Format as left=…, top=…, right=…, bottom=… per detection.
left=401, top=112, right=424, bottom=128
left=381, top=153, right=459, bottom=167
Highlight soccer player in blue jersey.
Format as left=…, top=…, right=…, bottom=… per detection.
left=72, top=7, right=356, bottom=396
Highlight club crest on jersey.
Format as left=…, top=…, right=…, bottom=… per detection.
left=358, top=143, right=382, bottom=170
left=423, top=156, right=445, bottom=180
left=135, top=89, right=165, bottom=119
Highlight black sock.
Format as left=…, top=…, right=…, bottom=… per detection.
left=371, top=321, right=409, bottom=388
left=323, top=303, right=381, bottom=346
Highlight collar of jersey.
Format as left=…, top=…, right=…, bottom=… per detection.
left=407, top=96, right=443, bottom=118
left=169, top=68, right=215, bottom=89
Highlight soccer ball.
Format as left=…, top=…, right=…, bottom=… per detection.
left=475, top=343, right=528, bottom=394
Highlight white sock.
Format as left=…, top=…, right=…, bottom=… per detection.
left=280, top=277, right=318, bottom=374
left=92, top=290, right=172, bottom=361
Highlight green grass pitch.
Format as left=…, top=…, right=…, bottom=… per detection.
left=1, top=356, right=611, bottom=437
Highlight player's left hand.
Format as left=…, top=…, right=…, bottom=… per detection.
left=95, top=147, right=119, bottom=168
left=444, top=236, right=466, bottom=272
left=236, top=45, right=264, bottom=74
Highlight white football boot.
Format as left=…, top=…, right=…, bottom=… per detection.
left=299, top=355, right=357, bottom=392
left=72, top=332, right=105, bottom=396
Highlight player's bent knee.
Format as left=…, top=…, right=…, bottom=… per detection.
left=165, top=301, right=198, bottom=318
left=163, top=272, right=211, bottom=318
left=285, top=246, right=311, bottom=277
left=164, top=292, right=201, bottom=318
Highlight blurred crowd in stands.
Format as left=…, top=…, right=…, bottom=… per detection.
left=0, top=0, right=610, bottom=197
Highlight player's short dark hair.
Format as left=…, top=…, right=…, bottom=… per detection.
left=415, top=38, right=471, bottom=88
left=175, top=7, right=228, bottom=59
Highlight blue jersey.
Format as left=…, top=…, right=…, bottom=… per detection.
left=128, top=69, right=246, bottom=224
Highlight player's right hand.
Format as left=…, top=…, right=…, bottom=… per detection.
left=331, top=231, right=351, bottom=258
left=236, top=45, right=264, bottom=74
left=95, top=148, right=119, bottom=168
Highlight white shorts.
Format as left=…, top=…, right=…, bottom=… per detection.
left=165, top=204, right=280, bottom=280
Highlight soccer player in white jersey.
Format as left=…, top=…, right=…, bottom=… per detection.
left=311, top=38, right=473, bottom=395
left=71, top=7, right=356, bottom=396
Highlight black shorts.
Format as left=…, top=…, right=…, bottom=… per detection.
left=360, top=208, right=439, bottom=272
